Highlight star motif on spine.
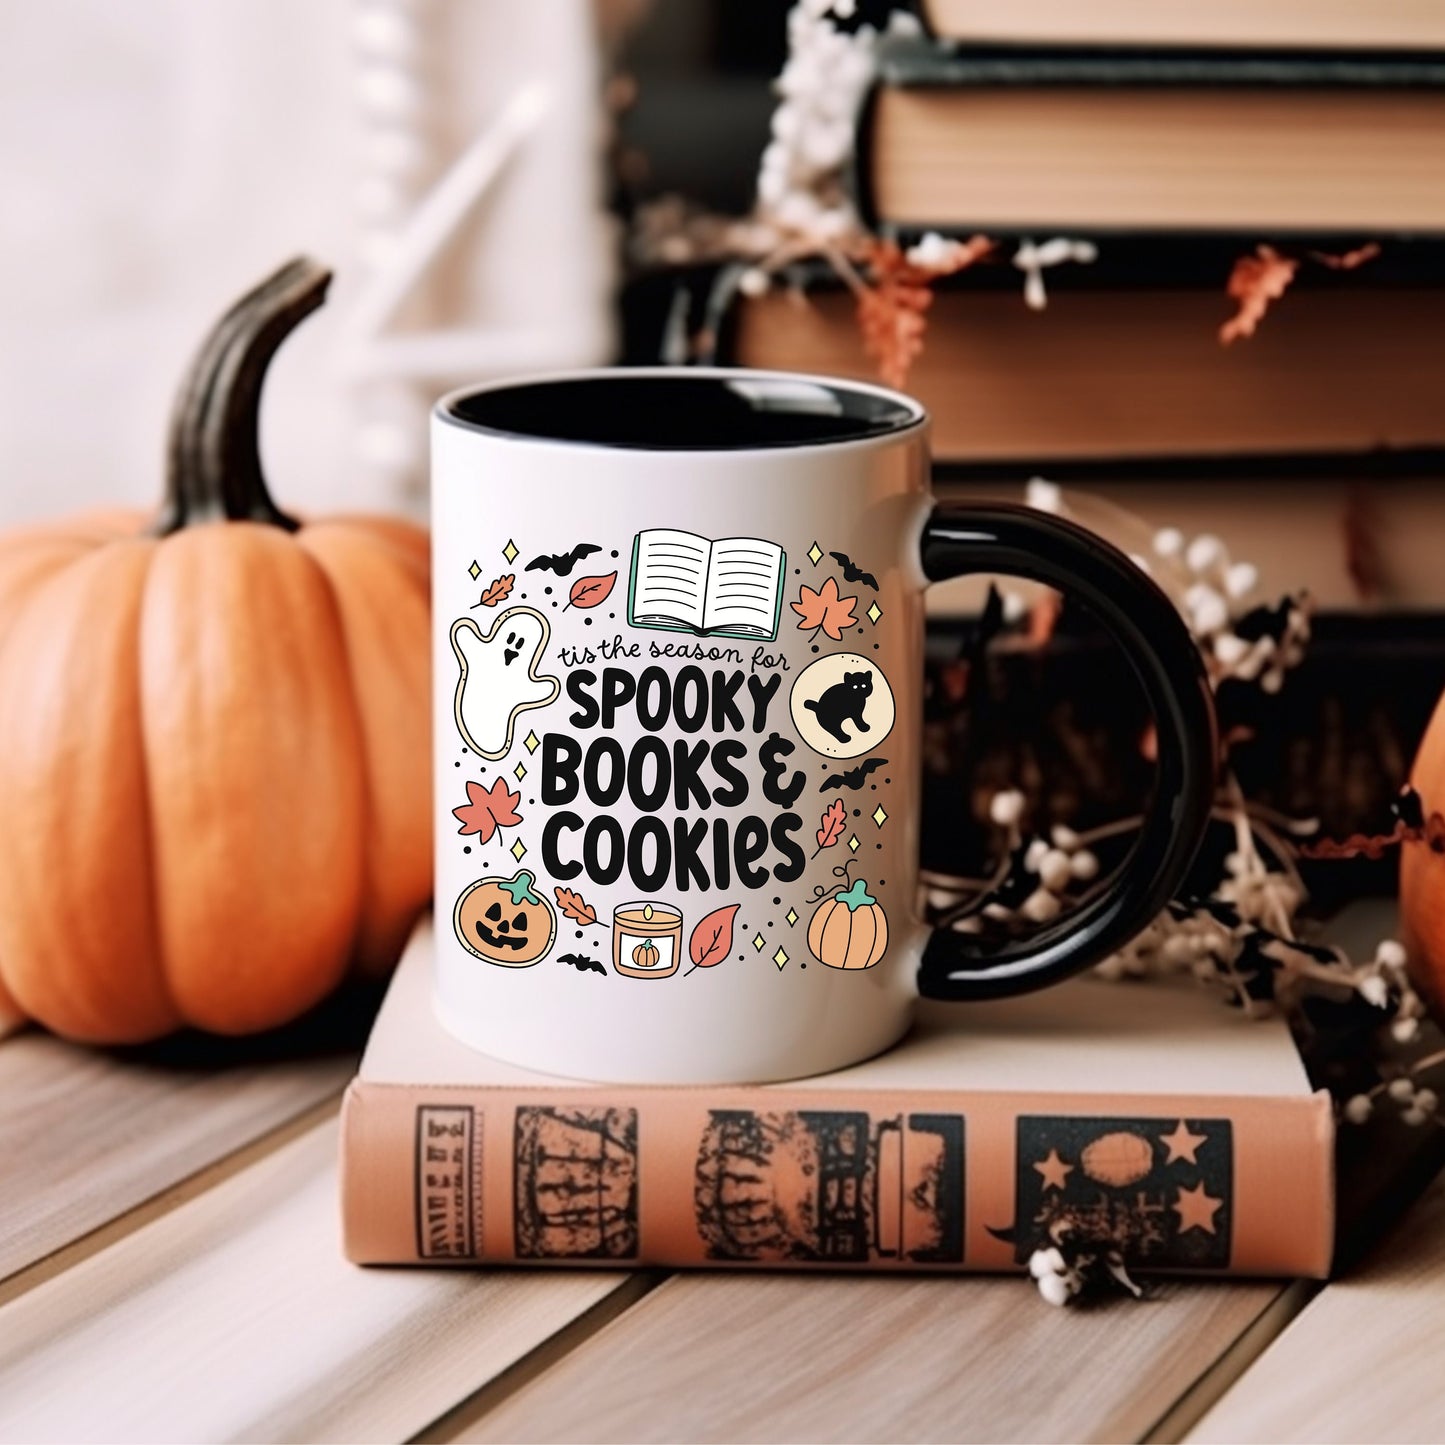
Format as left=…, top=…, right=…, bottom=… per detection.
left=872, top=805, right=887, bottom=828
left=1032, top=1148, right=1073, bottom=1191
left=524, top=731, right=540, bottom=754
left=1173, top=1181, right=1223, bottom=1235
left=773, top=947, right=789, bottom=970
left=807, top=541, right=822, bottom=565
left=509, top=838, right=527, bottom=862
left=847, top=834, right=860, bottom=853
left=502, top=539, right=519, bottom=564
left=513, top=762, right=527, bottom=782
left=468, top=560, right=481, bottom=580
left=866, top=601, right=882, bottom=624
left=785, top=907, right=798, bottom=926
left=752, top=933, right=765, bottom=952
left=1159, top=1120, right=1208, bottom=1165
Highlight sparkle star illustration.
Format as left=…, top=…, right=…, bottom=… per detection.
left=1173, top=1181, right=1223, bottom=1234
left=1033, top=1148, right=1074, bottom=1191
left=1159, top=1120, right=1208, bottom=1165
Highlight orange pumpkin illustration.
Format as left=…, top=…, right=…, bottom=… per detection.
left=632, top=940, right=661, bottom=970
left=807, top=878, right=888, bottom=971
left=455, top=869, right=556, bottom=967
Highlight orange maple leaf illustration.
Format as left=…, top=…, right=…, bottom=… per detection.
left=452, top=776, right=523, bottom=844
left=791, top=576, right=858, bottom=642
left=1220, top=245, right=1299, bottom=345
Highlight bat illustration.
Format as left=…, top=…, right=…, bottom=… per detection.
left=559, top=952, right=607, bottom=975
left=820, top=757, right=888, bottom=793
left=830, top=550, right=878, bottom=590
left=526, top=543, right=601, bottom=577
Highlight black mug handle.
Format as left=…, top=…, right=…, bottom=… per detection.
left=918, top=503, right=1218, bottom=1000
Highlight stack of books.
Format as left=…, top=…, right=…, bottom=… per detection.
left=723, top=4, right=1445, bottom=608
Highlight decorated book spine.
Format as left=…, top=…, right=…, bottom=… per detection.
left=339, top=1080, right=1334, bottom=1276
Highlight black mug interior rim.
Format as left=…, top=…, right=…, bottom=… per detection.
left=437, top=370, right=926, bottom=452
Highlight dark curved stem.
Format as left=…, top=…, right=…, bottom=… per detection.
left=155, top=257, right=331, bottom=535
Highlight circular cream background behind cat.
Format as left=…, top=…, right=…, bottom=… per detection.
left=789, top=652, right=895, bottom=759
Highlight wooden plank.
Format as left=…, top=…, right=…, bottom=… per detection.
left=446, top=1272, right=1286, bottom=1445
left=0, top=1010, right=362, bottom=1281
left=0, top=1118, right=633, bottom=1445
left=445, top=907, right=1404, bottom=1445
left=1189, top=1174, right=1445, bottom=1444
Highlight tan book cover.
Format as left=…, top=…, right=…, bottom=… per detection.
left=919, top=0, right=1445, bottom=52
left=865, top=71, right=1445, bottom=235
left=341, top=924, right=1333, bottom=1277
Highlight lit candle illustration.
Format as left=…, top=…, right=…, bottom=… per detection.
left=611, top=901, right=683, bottom=979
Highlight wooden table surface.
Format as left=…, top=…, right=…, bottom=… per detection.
left=2, top=904, right=1442, bottom=1444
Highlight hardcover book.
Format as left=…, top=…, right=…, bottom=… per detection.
left=727, top=275, right=1445, bottom=467
left=856, top=40, right=1445, bottom=234
left=340, top=924, right=1334, bottom=1277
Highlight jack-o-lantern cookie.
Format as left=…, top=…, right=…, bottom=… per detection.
left=454, top=868, right=557, bottom=966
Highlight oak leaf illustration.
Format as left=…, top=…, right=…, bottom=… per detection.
left=813, top=798, right=847, bottom=855
left=685, top=903, right=739, bottom=975
left=452, top=776, right=523, bottom=844
left=474, top=573, right=514, bottom=607
left=565, top=571, right=618, bottom=611
left=1220, top=245, right=1298, bottom=345
left=554, top=886, right=600, bottom=926
left=791, top=576, right=858, bottom=642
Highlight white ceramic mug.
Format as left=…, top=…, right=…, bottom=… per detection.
left=432, top=369, right=1216, bottom=1083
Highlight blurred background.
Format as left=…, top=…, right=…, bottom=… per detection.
left=2, top=0, right=1443, bottom=861
left=4, top=1, right=1442, bottom=602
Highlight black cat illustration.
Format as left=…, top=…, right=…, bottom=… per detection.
left=804, top=670, right=873, bottom=744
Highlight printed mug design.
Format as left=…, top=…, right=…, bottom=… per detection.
left=453, top=869, right=557, bottom=966
left=789, top=652, right=896, bottom=759
left=449, top=529, right=897, bottom=978
left=451, top=606, right=561, bottom=760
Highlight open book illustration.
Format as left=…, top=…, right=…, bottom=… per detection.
left=627, top=529, right=787, bottom=642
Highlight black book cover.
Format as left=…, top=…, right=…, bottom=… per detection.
left=873, top=36, right=1445, bottom=90
left=618, top=238, right=1445, bottom=373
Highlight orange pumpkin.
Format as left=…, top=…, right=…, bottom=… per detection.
left=0, top=258, right=431, bottom=1042
left=1402, top=691, right=1445, bottom=1014
left=807, top=877, right=888, bottom=971
left=454, top=869, right=557, bottom=967
left=632, top=940, right=660, bottom=970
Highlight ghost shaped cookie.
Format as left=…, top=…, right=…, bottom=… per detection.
left=451, top=606, right=560, bottom=760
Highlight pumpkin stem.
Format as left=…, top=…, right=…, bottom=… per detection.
left=500, top=870, right=543, bottom=906
left=155, top=257, right=332, bottom=536
left=836, top=878, right=876, bottom=910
